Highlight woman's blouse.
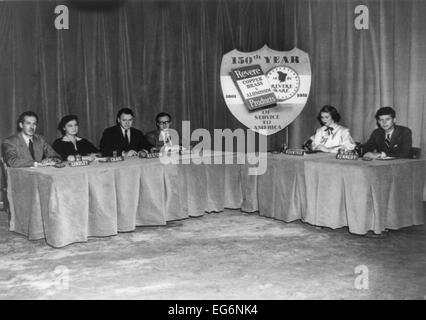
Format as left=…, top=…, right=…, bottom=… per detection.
left=52, top=137, right=99, bottom=160
left=310, top=124, right=356, bottom=153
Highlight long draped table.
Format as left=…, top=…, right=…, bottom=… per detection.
left=257, top=153, right=425, bottom=234
left=6, top=152, right=425, bottom=247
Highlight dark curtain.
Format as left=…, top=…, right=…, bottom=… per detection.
left=1, top=0, right=425, bottom=198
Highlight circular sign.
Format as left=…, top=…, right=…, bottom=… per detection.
left=266, top=66, right=300, bottom=101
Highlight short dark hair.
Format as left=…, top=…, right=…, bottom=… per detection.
left=317, top=105, right=341, bottom=125
left=116, top=108, right=134, bottom=119
left=155, top=112, right=172, bottom=123
left=58, top=115, right=79, bottom=135
left=375, top=106, right=396, bottom=120
left=17, top=111, right=38, bottom=131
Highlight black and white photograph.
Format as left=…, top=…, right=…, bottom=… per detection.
left=0, top=0, right=425, bottom=302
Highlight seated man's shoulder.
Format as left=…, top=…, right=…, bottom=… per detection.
left=397, top=125, right=412, bottom=134
left=145, top=130, right=157, bottom=138
left=131, top=127, right=144, bottom=135
left=33, top=133, right=48, bottom=142
left=3, top=133, right=21, bottom=145
left=103, top=125, right=118, bottom=134
left=370, top=128, right=382, bottom=136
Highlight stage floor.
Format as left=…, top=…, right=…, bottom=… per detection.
left=1, top=207, right=425, bottom=300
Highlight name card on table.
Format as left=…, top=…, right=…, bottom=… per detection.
left=108, top=156, right=124, bottom=162
left=69, top=160, right=90, bottom=167
left=336, top=151, right=359, bottom=160
left=98, top=156, right=124, bottom=163
left=336, top=153, right=359, bottom=160
left=284, top=149, right=305, bottom=156
left=140, top=152, right=160, bottom=159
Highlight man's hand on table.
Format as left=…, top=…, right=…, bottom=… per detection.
left=82, top=154, right=97, bottom=161
left=124, top=150, right=138, bottom=157
left=34, top=157, right=62, bottom=167
left=363, top=151, right=386, bottom=160
left=138, top=149, right=149, bottom=158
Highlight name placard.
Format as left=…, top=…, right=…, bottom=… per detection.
left=108, top=156, right=124, bottom=162
left=69, top=160, right=90, bottom=167
left=336, top=153, right=359, bottom=160
left=146, top=152, right=160, bottom=159
left=284, top=149, right=305, bottom=156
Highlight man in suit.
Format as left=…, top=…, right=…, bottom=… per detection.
left=99, top=108, right=154, bottom=157
left=146, top=112, right=175, bottom=150
left=2, top=111, right=61, bottom=167
left=363, top=106, right=412, bottom=159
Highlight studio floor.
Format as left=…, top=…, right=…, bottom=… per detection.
left=0, top=207, right=425, bottom=300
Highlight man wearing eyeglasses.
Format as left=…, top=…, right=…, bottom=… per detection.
left=146, top=112, right=177, bottom=150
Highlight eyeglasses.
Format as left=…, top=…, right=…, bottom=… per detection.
left=157, top=121, right=170, bottom=125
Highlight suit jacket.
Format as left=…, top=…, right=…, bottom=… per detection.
left=146, top=130, right=163, bottom=149
left=363, top=125, right=412, bottom=158
left=99, top=125, right=153, bottom=156
left=146, top=129, right=182, bottom=149
left=1, top=132, right=60, bottom=167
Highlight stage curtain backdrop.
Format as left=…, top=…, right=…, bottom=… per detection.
left=0, top=0, right=425, bottom=199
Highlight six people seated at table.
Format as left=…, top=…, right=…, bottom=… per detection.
left=0, top=105, right=415, bottom=168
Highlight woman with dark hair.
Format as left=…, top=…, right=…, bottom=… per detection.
left=307, top=105, right=356, bottom=153
left=52, top=115, right=99, bottom=161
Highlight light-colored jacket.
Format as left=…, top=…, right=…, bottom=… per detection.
left=1, top=132, right=60, bottom=167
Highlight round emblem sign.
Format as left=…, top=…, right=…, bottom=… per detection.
left=265, top=66, right=300, bottom=101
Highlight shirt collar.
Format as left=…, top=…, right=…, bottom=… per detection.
left=323, top=123, right=338, bottom=131
left=120, top=127, right=130, bottom=135
left=385, top=128, right=394, bottom=137
left=20, top=132, right=33, bottom=146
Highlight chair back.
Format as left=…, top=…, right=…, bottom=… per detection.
left=0, top=157, right=10, bottom=216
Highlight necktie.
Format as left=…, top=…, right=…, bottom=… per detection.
left=124, top=130, right=130, bottom=147
left=385, top=133, right=391, bottom=149
left=28, top=139, right=35, bottom=160
left=164, top=131, right=172, bottom=146
left=325, top=126, right=334, bottom=135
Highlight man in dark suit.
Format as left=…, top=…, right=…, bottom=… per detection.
left=363, top=106, right=412, bottom=159
left=99, top=108, right=154, bottom=157
left=2, top=111, right=61, bottom=167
